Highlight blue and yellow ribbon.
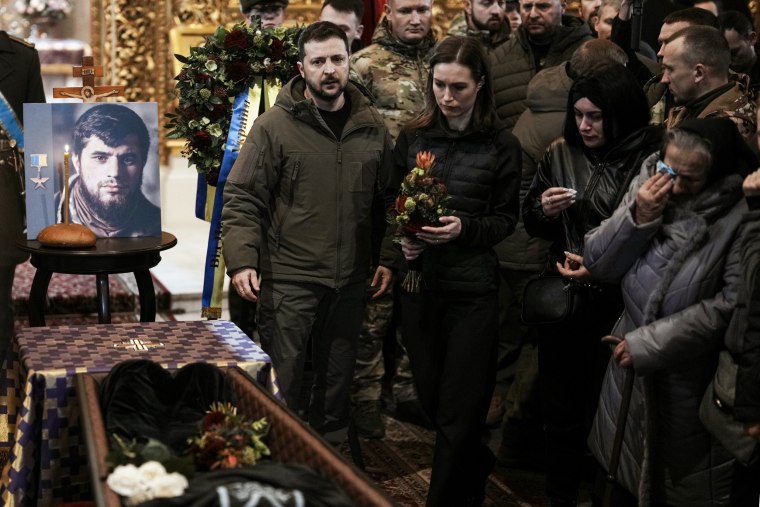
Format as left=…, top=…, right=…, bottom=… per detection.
left=199, top=76, right=281, bottom=319
left=0, top=92, right=23, bottom=150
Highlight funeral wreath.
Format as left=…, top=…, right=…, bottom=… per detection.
left=166, top=19, right=302, bottom=185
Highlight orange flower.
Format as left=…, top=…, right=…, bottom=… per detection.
left=415, top=151, right=436, bottom=171
left=223, top=453, right=238, bottom=469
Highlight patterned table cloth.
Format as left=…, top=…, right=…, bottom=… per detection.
left=0, top=320, right=278, bottom=506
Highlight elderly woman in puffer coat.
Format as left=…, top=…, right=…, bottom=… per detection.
left=582, top=118, right=759, bottom=507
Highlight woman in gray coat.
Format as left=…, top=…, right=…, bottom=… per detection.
left=583, top=118, right=759, bottom=506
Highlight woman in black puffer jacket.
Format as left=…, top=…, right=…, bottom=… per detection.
left=391, top=36, right=521, bottom=507
left=521, top=64, right=662, bottom=507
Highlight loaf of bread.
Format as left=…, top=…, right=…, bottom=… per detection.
left=37, top=223, right=97, bottom=248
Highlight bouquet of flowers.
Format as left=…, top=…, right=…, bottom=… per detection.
left=388, top=151, right=451, bottom=292
left=14, top=0, right=72, bottom=20
left=187, top=401, right=271, bottom=470
left=165, top=19, right=302, bottom=185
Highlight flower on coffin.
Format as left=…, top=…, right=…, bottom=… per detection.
left=188, top=401, right=271, bottom=471
left=104, top=402, right=271, bottom=501
left=106, top=461, right=189, bottom=506
left=389, top=151, right=451, bottom=239
left=165, top=18, right=302, bottom=186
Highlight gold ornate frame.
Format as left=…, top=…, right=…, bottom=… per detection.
left=90, top=0, right=241, bottom=161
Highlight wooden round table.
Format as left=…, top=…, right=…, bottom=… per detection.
left=16, top=231, right=177, bottom=326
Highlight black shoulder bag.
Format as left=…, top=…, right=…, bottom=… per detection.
left=521, top=157, right=636, bottom=326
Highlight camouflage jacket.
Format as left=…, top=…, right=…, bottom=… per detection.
left=447, top=12, right=511, bottom=52
left=350, top=18, right=436, bottom=140
left=663, top=73, right=757, bottom=149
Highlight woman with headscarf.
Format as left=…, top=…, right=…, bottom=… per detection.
left=584, top=117, right=758, bottom=506
left=521, top=63, right=662, bottom=507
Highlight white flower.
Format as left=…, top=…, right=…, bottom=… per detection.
left=137, top=461, right=166, bottom=482
left=208, top=123, right=223, bottom=137
left=106, top=464, right=144, bottom=497
left=108, top=462, right=188, bottom=503
left=149, top=472, right=189, bottom=498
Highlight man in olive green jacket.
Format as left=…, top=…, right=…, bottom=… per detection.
left=222, top=22, right=394, bottom=444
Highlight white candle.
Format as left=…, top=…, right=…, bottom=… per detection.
left=63, top=145, right=69, bottom=224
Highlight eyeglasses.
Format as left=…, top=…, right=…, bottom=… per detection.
left=656, top=159, right=677, bottom=179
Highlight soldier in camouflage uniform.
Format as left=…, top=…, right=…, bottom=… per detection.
left=658, top=25, right=757, bottom=148
left=348, top=0, right=435, bottom=438
left=447, top=0, right=511, bottom=52
left=350, top=1, right=435, bottom=140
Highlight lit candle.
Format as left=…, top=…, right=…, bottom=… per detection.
left=63, top=145, right=69, bottom=224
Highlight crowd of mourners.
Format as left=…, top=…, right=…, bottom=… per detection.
left=217, top=0, right=760, bottom=505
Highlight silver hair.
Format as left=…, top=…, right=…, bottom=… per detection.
left=663, top=128, right=712, bottom=173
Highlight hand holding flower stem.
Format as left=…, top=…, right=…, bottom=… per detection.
left=415, top=215, right=462, bottom=245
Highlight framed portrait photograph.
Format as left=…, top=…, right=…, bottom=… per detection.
left=23, top=102, right=161, bottom=239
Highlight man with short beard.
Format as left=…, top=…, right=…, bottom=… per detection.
left=720, top=10, right=760, bottom=92
left=222, top=22, right=394, bottom=445
left=491, top=0, right=593, bottom=129
left=66, top=104, right=160, bottom=237
left=447, top=0, right=511, bottom=51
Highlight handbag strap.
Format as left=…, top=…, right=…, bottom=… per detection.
left=560, top=158, right=604, bottom=254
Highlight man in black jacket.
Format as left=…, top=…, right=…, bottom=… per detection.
left=0, top=30, right=44, bottom=364
left=491, top=0, right=593, bottom=128
left=720, top=10, right=760, bottom=92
